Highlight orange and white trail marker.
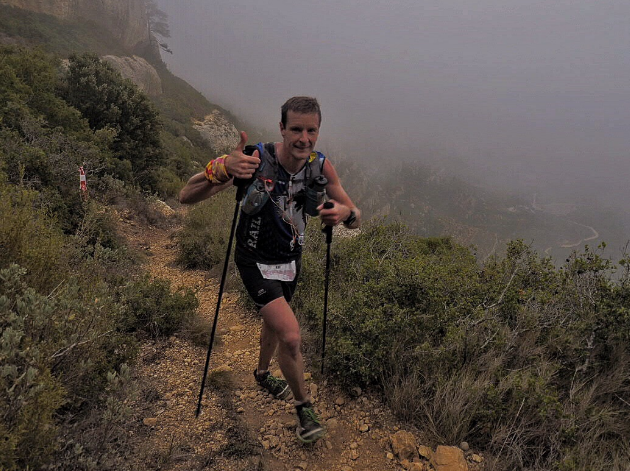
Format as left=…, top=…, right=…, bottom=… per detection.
left=79, top=166, right=87, bottom=198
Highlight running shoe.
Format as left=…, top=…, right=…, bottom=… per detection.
left=296, top=402, right=325, bottom=443
left=254, top=370, right=291, bottom=400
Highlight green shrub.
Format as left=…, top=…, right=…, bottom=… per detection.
left=0, top=264, right=139, bottom=469
left=298, top=220, right=482, bottom=385
left=0, top=267, right=66, bottom=469
left=60, top=53, right=165, bottom=190
left=176, top=188, right=237, bottom=270
left=118, top=274, right=199, bottom=338
left=296, top=222, right=630, bottom=470
left=0, top=183, right=68, bottom=292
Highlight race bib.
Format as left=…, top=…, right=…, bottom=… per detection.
left=256, top=261, right=297, bottom=282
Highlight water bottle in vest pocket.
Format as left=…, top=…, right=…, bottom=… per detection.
left=241, top=179, right=269, bottom=215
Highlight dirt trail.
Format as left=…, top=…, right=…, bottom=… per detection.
left=119, top=214, right=403, bottom=471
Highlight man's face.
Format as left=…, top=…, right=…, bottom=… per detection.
left=280, top=111, right=320, bottom=162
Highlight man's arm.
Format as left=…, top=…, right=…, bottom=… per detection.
left=178, top=131, right=261, bottom=205
left=318, top=159, right=361, bottom=229
left=179, top=171, right=233, bottom=204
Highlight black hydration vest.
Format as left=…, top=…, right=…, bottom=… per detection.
left=235, top=142, right=326, bottom=264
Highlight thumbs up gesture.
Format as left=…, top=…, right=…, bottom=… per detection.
left=225, top=131, right=261, bottom=179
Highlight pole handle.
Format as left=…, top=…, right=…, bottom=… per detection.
left=322, top=201, right=333, bottom=243
left=233, top=177, right=252, bottom=202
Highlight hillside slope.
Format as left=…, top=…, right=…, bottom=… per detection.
left=0, top=0, right=152, bottom=53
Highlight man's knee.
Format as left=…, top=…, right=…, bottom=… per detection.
left=279, top=331, right=302, bottom=356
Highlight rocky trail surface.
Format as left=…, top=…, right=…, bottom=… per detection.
left=118, top=210, right=485, bottom=471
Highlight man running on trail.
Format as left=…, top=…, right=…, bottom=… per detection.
left=179, top=96, right=361, bottom=443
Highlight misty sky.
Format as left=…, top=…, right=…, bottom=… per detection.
left=156, top=0, right=629, bottom=214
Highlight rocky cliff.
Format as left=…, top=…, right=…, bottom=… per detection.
left=0, top=0, right=151, bottom=53
left=102, top=55, right=162, bottom=96
left=192, top=110, right=240, bottom=155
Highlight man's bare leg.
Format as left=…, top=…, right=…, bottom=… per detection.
left=257, top=318, right=278, bottom=372
left=259, top=297, right=308, bottom=402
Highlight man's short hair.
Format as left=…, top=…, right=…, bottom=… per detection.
left=281, top=96, right=321, bottom=127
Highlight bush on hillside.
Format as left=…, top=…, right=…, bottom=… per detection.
left=117, top=274, right=199, bottom=338
left=0, top=268, right=65, bottom=470
left=297, top=220, right=630, bottom=471
left=0, top=183, right=68, bottom=292
left=60, top=53, right=165, bottom=190
left=176, top=188, right=238, bottom=270
left=0, top=264, right=137, bottom=470
left=0, top=42, right=203, bottom=470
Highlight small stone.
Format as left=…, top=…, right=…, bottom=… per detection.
left=237, top=407, right=244, bottom=413
left=335, top=397, right=346, bottom=406
left=460, top=441, right=470, bottom=452
left=387, top=452, right=394, bottom=460
left=326, top=418, right=338, bottom=429
left=303, top=372, right=312, bottom=380
left=142, top=417, right=157, bottom=427
left=350, top=442, right=359, bottom=450
left=471, top=454, right=483, bottom=463
left=297, top=462, right=308, bottom=470
left=325, top=440, right=333, bottom=450
left=262, top=440, right=270, bottom=450
left=359, top=424, right=370, bottom=433
left=418, top=445, right=433, bottom=460
left=350, top=449, right=359, bottom=460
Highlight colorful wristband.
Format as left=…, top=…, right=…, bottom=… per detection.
left=204, top=155, right=232, bottom=183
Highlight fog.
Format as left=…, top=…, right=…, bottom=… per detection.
left=156, top=0, right=629, bottom=225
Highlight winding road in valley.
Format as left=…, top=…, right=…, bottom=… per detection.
left=532, top=194, right=600, bottom=255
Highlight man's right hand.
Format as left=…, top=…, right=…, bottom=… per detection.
left=225, top=131, right=261, bottom=179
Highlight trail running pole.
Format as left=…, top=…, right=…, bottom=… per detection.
left=320, top=201, right=334, bottom=374
left=196, top=181, right=248, bottom=417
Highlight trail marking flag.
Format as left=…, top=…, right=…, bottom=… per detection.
left=79, top=166, right=87, bottom=192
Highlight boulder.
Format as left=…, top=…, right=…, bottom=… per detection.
left=430, top=445, right=468, bottom=471
left=102, top=55, right=163, bottom=97
left=390, top=430, right=418, bottom=461
left=192, top=110, right=240, bottom=155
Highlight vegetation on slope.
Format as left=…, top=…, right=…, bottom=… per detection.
left=0, top=45, right=199, bottom=469
left=297, top=222, right=630, bottom=470
left=178, top=205, right=630, bottom=470
left=2, top=5, right=630, bottom=470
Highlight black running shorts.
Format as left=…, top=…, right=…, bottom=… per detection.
left=235, top=257, right=301, bottom=309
